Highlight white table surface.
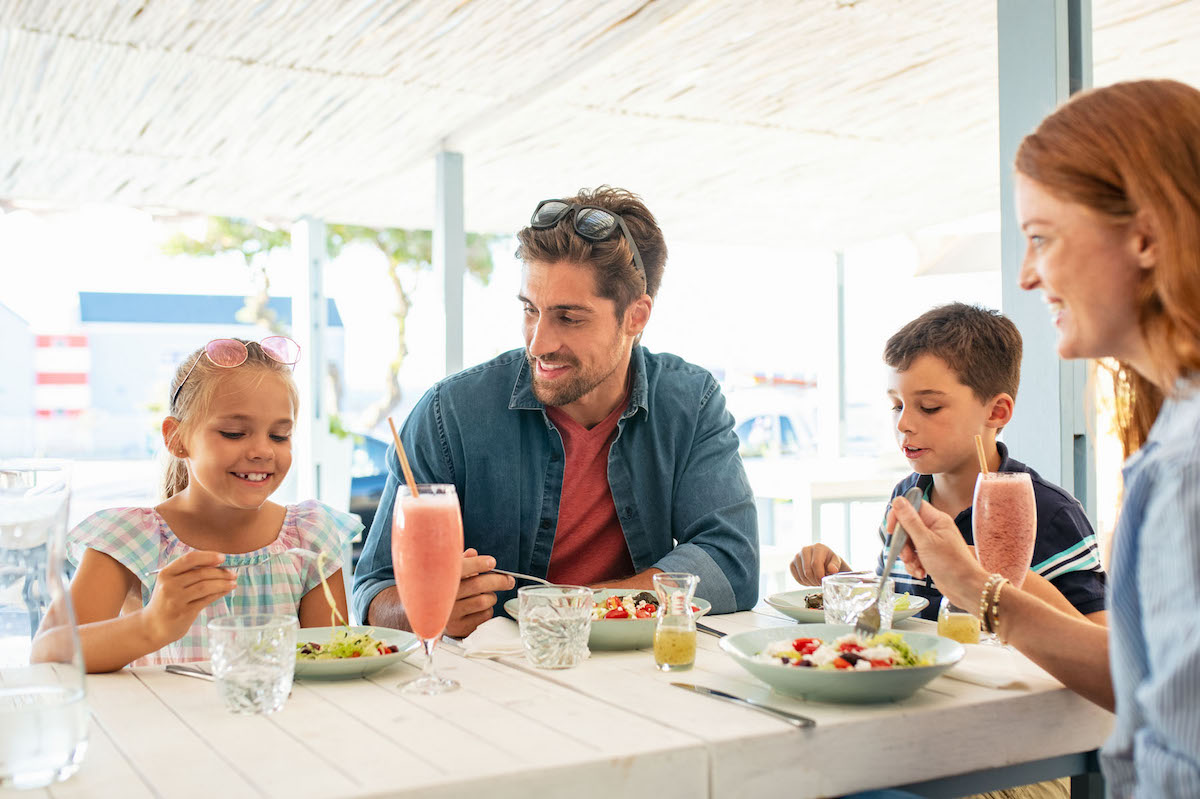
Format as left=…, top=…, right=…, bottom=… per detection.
left=7, top=606, right=1114, bottom=799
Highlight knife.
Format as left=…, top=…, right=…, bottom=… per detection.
left=671, top=682, right=815, bottom=728
left=695, top=621, right=726, bottom=638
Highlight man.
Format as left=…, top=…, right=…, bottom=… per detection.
left=353, top=186, right=758, bottom=637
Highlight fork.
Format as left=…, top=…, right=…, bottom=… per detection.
left=148, top=547, right=315, bottom=576
left=487, top=568, right=554, bottom=586
left=855, top=486, right=923, bottom=638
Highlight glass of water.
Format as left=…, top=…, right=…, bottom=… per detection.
left=207, top=615, right=298, bottom=714
left=822, top=571, right=895, bottom=630
left=517, top=585, right=593, bottom=669
left=1, top=461, right=89, bottom=790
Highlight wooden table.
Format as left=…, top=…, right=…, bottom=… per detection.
left=8, top=607, right=1113, bottom=799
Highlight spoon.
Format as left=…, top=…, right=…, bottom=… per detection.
left=854, top=486, right=922, bottom=638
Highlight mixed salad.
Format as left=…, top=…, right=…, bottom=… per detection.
left=756, top=631, right=933, bottom=671
left=593, top=592, right=659, bottom=620
left=296, top=628, right=401, bottom=660
left=798, top=591, right=915, bottom=611
left=591, top=591, right=702, bottom=620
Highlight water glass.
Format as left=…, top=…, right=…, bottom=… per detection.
left=518, top=586, right=593, bottom=669
left=822, top=571, right=895, bottom=629
left=1, top=461, right=89, bottom=790
left=207, top=615, right=298, bottom=715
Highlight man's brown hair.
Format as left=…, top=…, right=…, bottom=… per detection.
left=884, top=303, right=1022, bottom=402
left=515, top=185, right=667, bottom=316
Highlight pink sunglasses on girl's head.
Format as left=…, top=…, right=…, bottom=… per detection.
left=170, top=336, right=301, bottom=411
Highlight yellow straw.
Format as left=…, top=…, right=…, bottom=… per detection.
left=974, top=434, right=990, bottom=475
left=387, top=417, right=420, bottom=499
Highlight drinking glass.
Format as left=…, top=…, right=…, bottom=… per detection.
left=822, top=571, right=895, bottom=629
left=653, top=572, right=699, bottom=672
left=207, top=614, right=298, bottom=715
left=517, top=585, right=593, bottom=668
left=1, top=461, right=89, bottom=789
left=973, top=472, right=1036, bottom=588
left=392, top=484, right=464, bottom=695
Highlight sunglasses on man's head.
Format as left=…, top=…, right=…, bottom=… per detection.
left=171, top=336, right=301, bottom=411
left=529, top=199, right=646, bottom=276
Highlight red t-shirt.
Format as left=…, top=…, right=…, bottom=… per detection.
left=544, top=399, right=634, bottom=585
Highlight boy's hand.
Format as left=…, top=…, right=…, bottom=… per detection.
left=143, top=550, right=237, bottom=646
left=790, top=544, right=851, bottom=586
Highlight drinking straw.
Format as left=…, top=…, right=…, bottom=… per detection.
left=387, top=417, right=420, bottom=499
left=974, top=434, right=989, bottom=475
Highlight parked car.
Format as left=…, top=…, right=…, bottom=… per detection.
left=349, top=433, right=390, bottom=546
left=734, top=413, right=815, bottom=458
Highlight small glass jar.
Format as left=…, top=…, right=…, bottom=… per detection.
left=652, top=573, right=699, bottom=672
left=937, top=596, right=981, bottom=644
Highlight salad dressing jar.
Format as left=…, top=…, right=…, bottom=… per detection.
left=652, top=573, right=699, bottom=671
left=937, top=596, right=981, bottom=644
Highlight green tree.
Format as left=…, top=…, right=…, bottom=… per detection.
left=164, top=218, right=499, bottom=429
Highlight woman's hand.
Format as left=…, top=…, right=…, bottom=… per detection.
left=888, top=495, right=989, bottom=610
left=142, top=550, right=236, bottom=646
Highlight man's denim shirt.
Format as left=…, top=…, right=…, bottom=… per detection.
left=352, top=346, right=760, bottom=621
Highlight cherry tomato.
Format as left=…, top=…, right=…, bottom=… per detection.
left=351, top=651, right=362, bottom=658
left=635, top=606, right=656, bottom=619
left=869, top=659, right=892, bottom=668
left=837, top=642, right=863, bottom=654
left=792, top=637, right=820, bottom=656
left=604, top=607, right=630, bottom=619
left=833, top=657, right=853, bottom=669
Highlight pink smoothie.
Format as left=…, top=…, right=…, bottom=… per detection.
left=392, top=494, right=464, bottom=640
left=973, top=473, right=1036, bottom=588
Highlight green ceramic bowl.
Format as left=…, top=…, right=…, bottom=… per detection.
left=720, top=623, right=963, bottom=703
left=504, top=589, right=712, bottom=651
left=294, top=626, right=420, bottom=680
left=765, top=587, right=929, bottom=624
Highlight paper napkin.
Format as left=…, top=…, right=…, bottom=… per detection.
left=943, top=643, right=1055, bottom=690
left=462, top=617, right=525, bottom=658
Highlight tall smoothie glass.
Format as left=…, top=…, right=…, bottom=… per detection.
left=392, top=484, right=464, bottom=695
left=972, top=472, right=1037, bottom=588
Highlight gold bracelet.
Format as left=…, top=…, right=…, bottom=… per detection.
left=978, top=573, right=1003, bottom=629
left=987, top=578, right=1009, bottom=639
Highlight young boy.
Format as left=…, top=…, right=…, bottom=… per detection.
left=791, top=303, right=1107, bottom=622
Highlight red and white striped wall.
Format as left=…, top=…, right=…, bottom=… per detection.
left=34, top=334, right=90, bottom=418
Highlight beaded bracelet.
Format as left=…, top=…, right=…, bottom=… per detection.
left=978, top=573, right=1004, bottom=627
left=986, top=578, right=1010, bottom=640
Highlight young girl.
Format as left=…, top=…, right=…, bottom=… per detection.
left=63, top=337, right=360, bottom=672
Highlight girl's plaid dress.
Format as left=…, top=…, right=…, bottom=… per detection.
left=67, top=500, right=362, bottom=666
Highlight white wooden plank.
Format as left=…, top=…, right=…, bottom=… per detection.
left=132, top=669, right=355, bottom=798
left=46, top=711, right=153, bottom=799
left=84, top=670, right=259, bottom=798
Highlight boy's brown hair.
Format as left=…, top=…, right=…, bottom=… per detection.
left=884, top=303, right=1022, bottom=402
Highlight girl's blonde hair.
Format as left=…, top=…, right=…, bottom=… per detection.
left=162, top=339, right=300, bottom=499
left=1015, top=79, right=1200, bottom=455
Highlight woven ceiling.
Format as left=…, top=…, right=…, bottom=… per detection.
left=2, top=0, right=1197, bottom=246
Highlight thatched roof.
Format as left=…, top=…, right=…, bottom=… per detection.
left=2, top=0, right=1197, bottom=245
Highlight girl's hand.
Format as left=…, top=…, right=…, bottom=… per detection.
left=887, top=495, right=989, bottom=610
left=142, top=550, right=236, bottom=646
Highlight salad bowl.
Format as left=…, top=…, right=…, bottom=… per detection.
left=720, top=623, right=963, bottom=703
left=504, top=588, right=712, bottom=650
left=294, top=626, right=421, bottom=680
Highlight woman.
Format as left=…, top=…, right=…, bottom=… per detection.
left=889, top=78, right=1200, bottom=798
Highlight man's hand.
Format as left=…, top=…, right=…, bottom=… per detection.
left=790, top=544, right=850, bottom=586
left=445, top=549, right=515, bottom=637
left=142, top=550, right=236, bottom=647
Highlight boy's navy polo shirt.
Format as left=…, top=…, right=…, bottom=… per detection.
left=877, top=441, right=1107, bottom=620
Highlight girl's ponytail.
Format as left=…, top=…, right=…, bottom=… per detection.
left=162, top=454, right=189, bottom=500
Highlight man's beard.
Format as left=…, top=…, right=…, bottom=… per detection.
left=527, top=350, right=624, bottom=407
